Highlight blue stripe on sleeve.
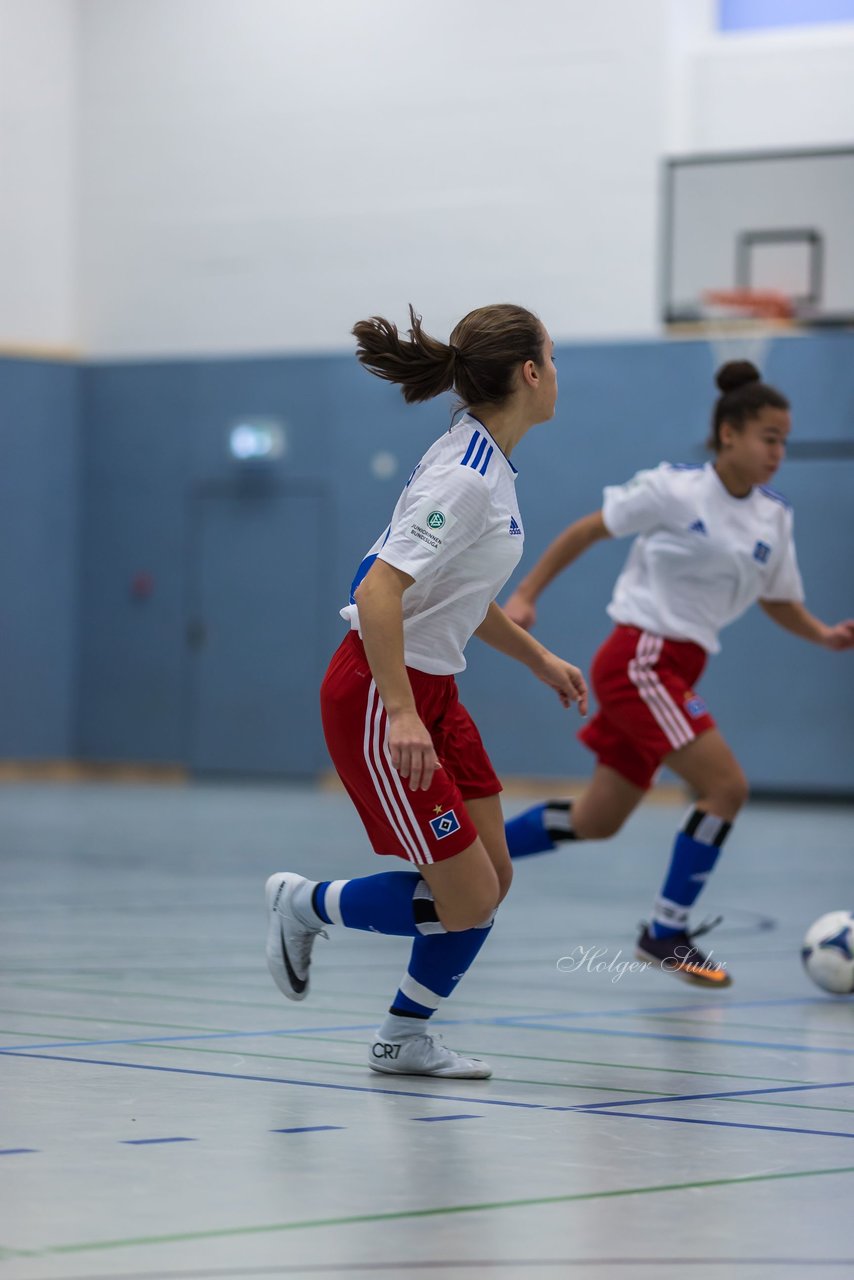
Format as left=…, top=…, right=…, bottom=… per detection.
left=460, top=431, right=480, bottom=467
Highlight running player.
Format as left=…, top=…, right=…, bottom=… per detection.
left=504, top=360, right=854, bottom=986
left=265, top=304, right=587, bottom=1077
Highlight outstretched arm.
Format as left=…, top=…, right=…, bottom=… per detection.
left=759, top=599, right=854, bottom=651
left=474, top=602, right=588, bottom=716
left=504, top=510, right=611, bottom=629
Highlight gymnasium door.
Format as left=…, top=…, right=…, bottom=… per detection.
left=187, top=486, right=327, bottom=777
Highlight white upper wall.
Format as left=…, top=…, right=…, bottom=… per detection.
left=0, top=0, right=76, bottom=350
left=2, top=1, right=853, bottom=354
left=683, top=20, right=854, bottom=152
left=77, top=0, right=672, bottom=355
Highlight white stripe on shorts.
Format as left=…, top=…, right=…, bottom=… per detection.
left=362, top=682, right=424, bottom=864
left=363, top=681, right=434, bottom=865
left=379, top=713, right=433, bottom=865
left=628, top=632, right=694, bottom=750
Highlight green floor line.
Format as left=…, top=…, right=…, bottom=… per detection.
left=0, top=1008, right=813, bottom=1085
left=0, top=979, right=380, bottom=1019
left=0, top=1008, right=232, bottom=1032
left=46, top=1037, right=854, bottom=1111
left=127, top=1040, right=674, bottom=1097
left=6, top=1164, right=854, bottom=1259
left=729, top=1096, right=854, bottom=1118
left=0, top=978, right=295, bottom=1010
left=451, top=1045, right=808, bottom=1084
left=8, top=1030, right=848, bottom=1114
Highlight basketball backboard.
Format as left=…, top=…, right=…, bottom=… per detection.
left=661, top=146, right=854, bottom=327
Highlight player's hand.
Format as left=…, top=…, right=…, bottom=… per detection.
left=387, top=709, right=440, bottom=791
left=822, top=619, right=854, bottom=651
left=503, top=591, right=537, bottom=631
left=532, top=651, right=589, bottom=717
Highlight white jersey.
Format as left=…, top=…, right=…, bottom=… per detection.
left=602, top=461, right=804, bottom=655
left=341, top=414, right=524, bottom=675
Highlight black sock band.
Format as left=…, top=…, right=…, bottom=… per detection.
left=544, top=799, right=578, bottom=840
left=683, top=808, right=732, bottom=848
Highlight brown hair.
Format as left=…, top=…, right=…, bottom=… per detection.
left=352, top=303, right=545, bottom=406
left=708, top=360, right=789, bottom=451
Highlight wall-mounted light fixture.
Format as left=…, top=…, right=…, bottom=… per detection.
left=228, top=418, right=287, bottom=463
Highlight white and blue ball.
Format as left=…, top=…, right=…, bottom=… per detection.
left=801, top=912, right=854, bottom=995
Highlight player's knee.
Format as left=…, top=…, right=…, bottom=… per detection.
left=495, top=860, right=513, bottom=904
left=705, top=771, right=749, bottom=820
left=440, top=881, right=500, bottom=932
left=575, top=811, right=625, bottom=840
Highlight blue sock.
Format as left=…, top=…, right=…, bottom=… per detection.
left=650, top=809, right=732, bottom=939
left=389, top=922, right=494, bottom=1019
left=310, top=872, right=444, bottom=938
left=505, top=800, right=576, bottom=858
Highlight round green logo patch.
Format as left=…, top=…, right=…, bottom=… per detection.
left=426, top=510, right=446, bottom=530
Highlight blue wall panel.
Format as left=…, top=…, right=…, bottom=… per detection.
left=459, top=333, right=854, bottom=791
left=38, top=328, right=854, bottom=792
left=78, top=362, right=193, bottom=762
left=0, top=359, right=79, bottom=757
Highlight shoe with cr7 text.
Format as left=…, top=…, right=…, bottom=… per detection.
left=265, top=872, right=326, bottom=1002
left=369, top=1031, right=492, bottom=1079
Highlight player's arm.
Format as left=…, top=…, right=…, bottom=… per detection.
left=759, top=599, right=854, bottom=650
left=474, top=603, right=588, bottom=716
left=504, top=510, right=610, bottom=630
left=354, top=560, right=439, bottom=790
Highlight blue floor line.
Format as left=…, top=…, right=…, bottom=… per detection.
left=120, top=1136, right=195, bottom=1145
left=498, top=1021, right=854, bottom=1055
left=494, top=995, right=833, bottom=1024
left=581, top=1109, right=854, bottom=1140
left=2, top=1008, right=849, bottom=1057
left=562, top=1080, right=854, bottom=1111
left=8, top=1048, right=851, bottom=1122
left=0, top=1024, right=384, bottom=1053
left=0, top=1051, right=552, bottom=1109
left=270, top=1125, right=345, bottom=1134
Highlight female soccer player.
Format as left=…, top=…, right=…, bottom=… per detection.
left=504, top=360, right=854, bottom=987
left=265, top=304, right=587, bottom=1077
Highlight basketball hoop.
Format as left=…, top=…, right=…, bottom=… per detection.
left=698, top=288, right=795, bottom=375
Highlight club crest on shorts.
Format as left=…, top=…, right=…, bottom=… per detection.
left=684, top=693, right=707, bottom=719
left=429, top=809, right=461, bottom=840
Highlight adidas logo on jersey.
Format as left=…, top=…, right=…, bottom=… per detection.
left=689, top=519, right=707, bottom=535
left=509, top=517, right=522, bottom=536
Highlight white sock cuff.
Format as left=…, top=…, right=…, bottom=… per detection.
left=399, top=972, right=443, bottom=1011
left=322, top=879, right=349, bottom=925
left=653, top=896, right=690, bottom=930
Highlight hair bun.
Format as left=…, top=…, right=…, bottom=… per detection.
left=715, top=360, right=761, bottom=394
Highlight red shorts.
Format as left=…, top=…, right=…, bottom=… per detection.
left=577, top=626, right=716, bottom=791
left=320, top=631, right=501, bottom=864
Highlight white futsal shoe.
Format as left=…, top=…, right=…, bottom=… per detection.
left=265, top=872, right=326, bottom=1001
left=369, top=1031, right=492, bottom=1079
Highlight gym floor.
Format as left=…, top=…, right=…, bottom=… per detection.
left=2, top=781, right=853, bottom=1280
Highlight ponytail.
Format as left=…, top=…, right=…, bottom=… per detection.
left=353, top=303, right=545, bottom=408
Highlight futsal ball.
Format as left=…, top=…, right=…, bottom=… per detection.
left=801, top=912, right=854, bottom=995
